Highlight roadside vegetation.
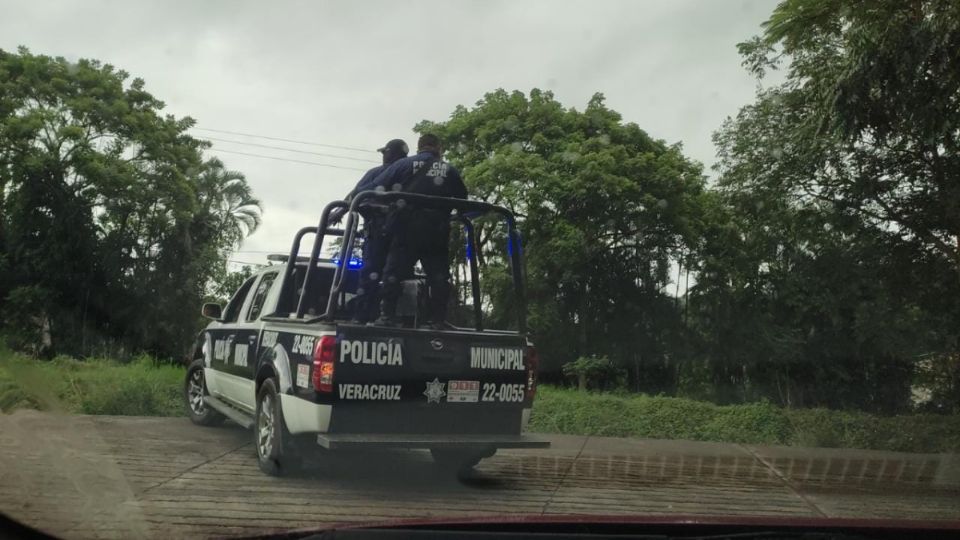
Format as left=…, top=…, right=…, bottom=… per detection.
left=0, top=348, right=183, bottom=417
left=530, top=386, right=960, bottom=454
left=3, top=348, right=956, bottom=454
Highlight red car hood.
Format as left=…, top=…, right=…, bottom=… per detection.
left=262, top=513, right=960, bottom=538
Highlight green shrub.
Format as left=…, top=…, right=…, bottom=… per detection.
left=561, top=356, right=627, bottom=391
left=786, top=407, right=960, bottom=452
left=0, top=347, right=184, bottom=417
left=530, top=385, right=960, bottom=453
left=0, top=368, right=43, bottom=411
left=700, top=401, right=790, bottom=444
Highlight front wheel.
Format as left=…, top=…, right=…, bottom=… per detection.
left=255, top=378, right=301, bottom=476
left=184, top=359, right=224, bottom=426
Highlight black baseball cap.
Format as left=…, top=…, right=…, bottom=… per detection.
left=377, top=139, right=409, bottom=156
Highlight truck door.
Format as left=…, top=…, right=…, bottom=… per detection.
left=206, top=275, right=256, bottom=406
left=227, top=270, right=279, bottom=411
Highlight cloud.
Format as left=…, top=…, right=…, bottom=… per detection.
left=1, top=0, right=778, bottom=260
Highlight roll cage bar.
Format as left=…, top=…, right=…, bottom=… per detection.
left=277, top=191, right=526, bottom=333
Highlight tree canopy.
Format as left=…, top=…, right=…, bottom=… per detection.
left=419, top=89, right=709, bottom=392
left=705, top=0, right=960, bottom=410
left=0, top=47, right=261, bottom=359
left=418, top=0, right=960, bottom=413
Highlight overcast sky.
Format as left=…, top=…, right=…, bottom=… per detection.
left=1, top=0, right=778, bottom=265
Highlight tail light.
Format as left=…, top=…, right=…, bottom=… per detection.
left=524, top=345, right=539, bottom=401
left=312, top=336, right=336, bottom=393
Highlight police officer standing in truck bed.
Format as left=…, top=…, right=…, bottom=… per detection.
left=332, top=138, right=409, bottom=323
left=368, top=134, right=467, bottom=328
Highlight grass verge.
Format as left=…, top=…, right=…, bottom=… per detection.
left=1, top=348, right=184, bottom=417
left=3, top=349, right=958, bottom=453
left=528, top=385, right=960, bottom=453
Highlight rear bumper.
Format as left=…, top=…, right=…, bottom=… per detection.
left=281, top=393, right=540, bottom=446
left=316, top=433, right=550, bottom=450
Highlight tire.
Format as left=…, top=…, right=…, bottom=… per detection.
left=255, top=378, right=302, bottom=476
left=430, top=448, right=486, bottom=473
left=184, top=359, right=224, bottom=426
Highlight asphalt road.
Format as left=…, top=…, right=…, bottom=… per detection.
left=1, top=411, right=958, bottom=539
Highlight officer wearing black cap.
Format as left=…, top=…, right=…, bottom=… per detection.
left=367, top=133, right=467, bottom=327
left=348, top=139, right=409, bottom=198
left=333, top=138, right=409, bottom=323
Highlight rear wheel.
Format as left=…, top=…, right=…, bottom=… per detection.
left=255, top=378, right=301, bottom=476
left=184, top=359, right=224, bottom=426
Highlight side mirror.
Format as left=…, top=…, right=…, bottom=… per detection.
left=201, top=303, right=223, bottom=320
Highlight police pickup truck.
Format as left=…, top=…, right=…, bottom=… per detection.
left=184, top=192, right=547, bottom=476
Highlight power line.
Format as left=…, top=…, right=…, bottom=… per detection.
left=194, top=127, right=374, bottom=153
left=209, top=148, right=368, bottom=171
left=202, top=136, right=379, bottom=164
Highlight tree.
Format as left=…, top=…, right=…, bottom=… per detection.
left=0, top=48, right=261, bottom=359
left=738, top=0, right=960, bottom=281
left=211, top=264, right=255, bottom=305
left=195, top=158, right=262, bottom=250
left=418, top=89, right=708, bottom=392
left=701, top=0, right=960, bottom=411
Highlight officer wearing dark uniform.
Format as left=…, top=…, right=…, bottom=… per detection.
left=333, top=138, right=408, bottom=323
left=368, top=134, right=467, bottom=327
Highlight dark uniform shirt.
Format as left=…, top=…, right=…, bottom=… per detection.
left=345, top=164, right=389, bottom=322
left=348, top=164, right=387, bottom=200
left=368, top=151, right=467, bottom=200
left=372, top=151, right=467, bottom=323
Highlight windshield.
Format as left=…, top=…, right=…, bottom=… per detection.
left=1, top=0, right=958, bottom=538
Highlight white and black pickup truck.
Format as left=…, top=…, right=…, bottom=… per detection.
left=184, top=192, right=547, bottom=476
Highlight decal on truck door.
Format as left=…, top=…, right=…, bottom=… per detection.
left=233, top=344, right=249, bottom=367
left=213, top=339, right=231, bottom=362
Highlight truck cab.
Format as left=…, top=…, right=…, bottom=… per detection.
left=185, top=192, right=547, bottom=476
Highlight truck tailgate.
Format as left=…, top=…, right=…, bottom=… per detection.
left=327, top=324, right=533, bottom=435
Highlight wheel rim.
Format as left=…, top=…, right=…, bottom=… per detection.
left=187, top=369, right=206, bottom=415
left=258, top=394, right=274, bottom=458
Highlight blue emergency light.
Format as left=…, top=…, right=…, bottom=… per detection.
left=331, top=257, right=363, bottom=269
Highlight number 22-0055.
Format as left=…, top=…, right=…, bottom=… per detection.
left=481, top=383, right=525, bottom=403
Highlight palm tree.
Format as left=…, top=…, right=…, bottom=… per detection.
left=196, top=158, right=263, bottom=248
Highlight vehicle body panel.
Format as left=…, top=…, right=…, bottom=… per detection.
left=197, top=262, right=536, bottom=444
